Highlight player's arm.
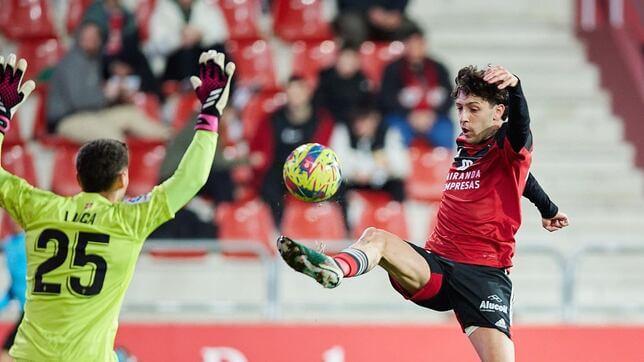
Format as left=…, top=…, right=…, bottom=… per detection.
left=523, top=172, right=569, bottom=232
left=483, top=65, right=531, bottom=152
left=0, top=54, right=37, bottom=227
left=160, top=50, right=235, bottom=214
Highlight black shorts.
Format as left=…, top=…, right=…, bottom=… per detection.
left=389, top=243, right=513, bottom=339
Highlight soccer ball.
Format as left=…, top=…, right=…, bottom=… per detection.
left=283, top=143, right=342, bottom=202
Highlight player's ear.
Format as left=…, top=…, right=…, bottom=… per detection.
left=494, top=103, right=506, bottom=122
left=76, top=174, right=84, bottom=191
left=116, top=169, right=129, bottom=190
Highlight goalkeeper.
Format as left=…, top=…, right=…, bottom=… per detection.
left=0, top=51, right=234, bottom=361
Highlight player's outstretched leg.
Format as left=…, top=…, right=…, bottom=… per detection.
left=277, top=236, right=344, bottom=288
left=278, top=227, right=431, bottom=293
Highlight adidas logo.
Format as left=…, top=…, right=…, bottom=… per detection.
left=495, top=318, right=507, bottom=329
left=203, top=89, right=223, bottom=108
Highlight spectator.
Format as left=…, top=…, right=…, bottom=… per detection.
left=314, top=44, right=373, bottom=126
left=145, top=0, right=228, bottom=82
left=82, top=0, right=139, bottom=55
left=152, top=107, right=250, bottom=239
left=333, top=0, right=416, bottom=45
left=331, top=104, right=410, bottom=227
left=83, top=0, right=159, bottom=97
left=47, top=22, right=170, bottom=143
left=250, top=76, right=335, bottom=226
left=379, top=25, right=454, bottom=148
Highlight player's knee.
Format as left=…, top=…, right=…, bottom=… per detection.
left=359, top=227, right=388, bottom=248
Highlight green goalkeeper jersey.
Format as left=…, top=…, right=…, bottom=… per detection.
left=0, top=131, right=218, bottom=362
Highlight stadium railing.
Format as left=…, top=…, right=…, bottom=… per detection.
left=2, top=239, right=643, bottom=322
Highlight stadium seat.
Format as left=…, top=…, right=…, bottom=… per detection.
left=1, top=144, right=38, bottom=186
left=170, top=93, right=200, bottom=133
left=272, top=0, right=332, bottom=42
left=2, top=114, right=25, bottom=146
left=126, top=141, right=166, bottom=197
left=0, top=211, right=20, bottom=241
left=51, top=144, right=82, bottom=196
left=351, top=191, right=409, bottom=240
left=216, top=199, right=277, bottom=258
left=132, top=93, right=162, bottom=122
left=405, top=143, right=453, bottom=203
left=16, top=38, right=65, bottom=81
left=241, top=89, right=285, bottom=141
left=1, top=0, right=57, bottom=40
left=66, top=0, right=93, bottom=34
left=281, top=197, right=346, bottom=240
left=227, top=39, right=278, bottom=90
left=216, top=0, right=261, bottom=41
left=359, top=41, right=405, bottom=87
left=290, top=40, right=338, bottom=84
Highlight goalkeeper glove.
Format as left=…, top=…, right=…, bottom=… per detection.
left=0, top=54, right=36, bottom=134
left=189, top=50, right=235, bottom=133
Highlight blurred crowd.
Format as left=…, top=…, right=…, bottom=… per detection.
left=0, top=0, right=456, bottom=242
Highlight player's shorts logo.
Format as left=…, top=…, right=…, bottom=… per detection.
left=480, top=295, right=508, bottom=314
left=488, top=294, right=503, bottom=303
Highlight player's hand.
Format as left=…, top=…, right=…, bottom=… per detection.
left=483, top=65, right=518, bottom=90
left=0, top=54, right=36, bottom=134
left=542, top=212, right=570, bottom=232
left=189, top=50, right=235, bottom=132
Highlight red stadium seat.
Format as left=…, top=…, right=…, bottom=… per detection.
left=281, top=197, right=346, bottom=240
left=51, top=144, right=82, bottom=196
left=16, top=38, right=65, bottom=81
left=1, top=0, right=57, bottom=40
left=290, top=40, right=338, bottom=84
left=359, top=41, right=405, bottom=88
left=0, top=211, right=20, bottom=240
left=406, top=143, right=453, bottom=203
left=216, top=199, right=277, bottom=258
left=216, top=0, right=261, bottom=40
left=171, top=93, right=200, bottom=133
left=132, top=93, right=162, bottom=122
left=227, top=39, right=278, bottom=90
left=126, top=141, right=166, bottom=197
left=1, top=144, right=37, bottom=186
left=2, top=114, right=25, bottom=146
left=32, top=88, right=50, bottom=140
left=241, top=89, right=285, bottom=141
left=351, top=191, right=409, bottom=240
left=272, top=0, right=332, bottom=42
left=66, top=0, right=93, bottom=34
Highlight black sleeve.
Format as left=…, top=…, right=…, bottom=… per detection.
left=506, top=79, right=532, bottom=153
left=434, top=60, right=454, bottom=115
left=378, top=61, right=406, bottom=115
left=523, top=173, right=558, bottom=219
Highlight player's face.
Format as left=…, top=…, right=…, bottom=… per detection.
left=455, top=91, right=504, bottom=144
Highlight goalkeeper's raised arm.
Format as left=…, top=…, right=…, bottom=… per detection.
left=160, top=50, right=235, bottom=214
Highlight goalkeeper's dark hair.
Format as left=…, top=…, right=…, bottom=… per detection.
left=452, top=65, right=509, bottom=120
left=76, top=139, right=129, bottom=192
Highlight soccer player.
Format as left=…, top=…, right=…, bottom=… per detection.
left=278, top=65, right=569, bottom=362
left=0, top=51, right=234, bottom=361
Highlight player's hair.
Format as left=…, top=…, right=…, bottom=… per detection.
left=76, top=139, right=129, bottom=193
left=452, top=65, right=509, bottom=120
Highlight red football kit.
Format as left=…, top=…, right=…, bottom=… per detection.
left=427, top=82, right=533, bottom=268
